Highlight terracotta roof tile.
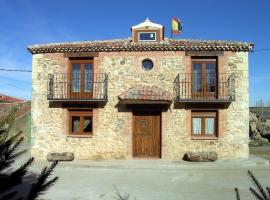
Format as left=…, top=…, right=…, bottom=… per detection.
left=28, top=38, right=254, bottom=54
left=118, top=85, right=173, bottom=102
left=0, top=102, right=31, bottom=119
left=0, top=93, right=25, bottom=103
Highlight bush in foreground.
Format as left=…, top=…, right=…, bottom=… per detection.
left=235, top=170, right=270, bottom=200
left=0, top=108, right=59, bottom=200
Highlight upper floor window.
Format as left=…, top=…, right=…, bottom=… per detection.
left=138, top=32, right=156, bottom=41
left=192, top=58, right=217, bottom=99
left=142, top=59, right=153, bottom=71
left=70, top=60, right=93, bottom=98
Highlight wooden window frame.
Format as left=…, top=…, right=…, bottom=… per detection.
left=191, top=58, right=218, bottom=99
left=69, top=109, right=93, bottom=136
left=69, top=59, right=94, bottom=99
left=191, top=111, right=218, bottom=139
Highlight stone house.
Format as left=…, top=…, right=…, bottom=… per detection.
left=28, top=19, right=253, bottom=160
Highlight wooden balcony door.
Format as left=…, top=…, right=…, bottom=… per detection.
left=70, top=60, right=93, bottom=99
left=133, top=111, right=161, bottom=158
left=192, top=60, right=217, bottom=100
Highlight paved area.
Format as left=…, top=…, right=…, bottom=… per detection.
left=12, top=145, right=270, bottom=200
left=26, top=157, right=269, bottom=200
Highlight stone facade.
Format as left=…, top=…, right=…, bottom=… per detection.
left=31, top=50, right=249, bottom=160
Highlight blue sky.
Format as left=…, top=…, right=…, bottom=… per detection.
left=0, top=0, right=270, bottom=105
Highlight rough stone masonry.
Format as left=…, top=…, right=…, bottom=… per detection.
left=30, top=50, right=249, bottom=160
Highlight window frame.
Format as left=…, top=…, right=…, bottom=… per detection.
left=142, top=58, right=154, bottom=71
left=191, top=58, right=217, bottom=99
left=69, top=59, right=94, bottom=99
left=68, top=110, right=93, bottom=136
left=138, top=32, right=157, bottom=42
left=191, top=111, right=218, bottom=138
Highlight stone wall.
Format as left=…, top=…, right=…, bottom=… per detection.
left=31, top=51, right=249, bottom=160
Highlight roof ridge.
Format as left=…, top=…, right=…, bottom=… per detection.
left=168, top=38, right=253, bottom=44
left=28, top=38, right=131, bottom=48
left=0, top=93, right=27, bottom=103
left=28, top=38, right=254, bottom=54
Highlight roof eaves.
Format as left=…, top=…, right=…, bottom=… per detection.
left=27, top=38, right=254, bottom=54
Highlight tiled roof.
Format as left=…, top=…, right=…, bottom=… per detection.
left=0, top=93, right=25, bottom=103
left=27, top=38, right=254, bottom=54
left=118, top=85, right=173, bottom=102
left=0, top=102, right=31, bottom=119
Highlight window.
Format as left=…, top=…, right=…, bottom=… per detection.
left=142, top=59, right=153, bottom=71
left=69, top=110, right=93, bottom=136
left=191, top=111, right=217, bottom=137
left=70, top=60, right=93, bottom=98
left=192, top=59, right=217, bottom=98
left=138, top=32, right=156, bottom=41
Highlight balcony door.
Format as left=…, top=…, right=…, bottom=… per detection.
left=192, top=60, right=217, bottom=99
left=70, top=60, right=93, bottom=99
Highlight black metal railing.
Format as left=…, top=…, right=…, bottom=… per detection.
left=174, top=73, right=235, bottom=102
left=47, top=73, right=108, bottom=101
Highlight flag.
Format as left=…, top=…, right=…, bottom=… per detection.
left=171, top=17, right=182, bottom=35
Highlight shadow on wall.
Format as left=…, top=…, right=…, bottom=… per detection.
left=115, top=102, right=171, bottom=113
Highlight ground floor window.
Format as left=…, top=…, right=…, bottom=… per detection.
left=191, top=111, right=217, bottom=137
left=69, top=109, right=93, bottom=135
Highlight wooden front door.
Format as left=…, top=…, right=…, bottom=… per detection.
left=133, top=111, right=161, bottom=158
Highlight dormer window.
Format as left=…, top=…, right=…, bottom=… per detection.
left=138, top=32, right=156, bottom=42
left=131, top=18, right=164, bottom=43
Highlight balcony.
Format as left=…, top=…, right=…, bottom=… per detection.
left=47, top=73, right=108, bottom=103
left=174, top=73, right=235, bottom=104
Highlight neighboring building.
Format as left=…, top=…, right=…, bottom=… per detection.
left=0, top=93, right=31, bottom=143
left=28, top=19, right=253, bottom=160
left=0, top=93, right=25, bottom=103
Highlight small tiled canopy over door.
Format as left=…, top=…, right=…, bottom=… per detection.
left=133, top=111, right=161, bottom=158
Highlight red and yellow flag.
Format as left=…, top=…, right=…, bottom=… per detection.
left=171, top=17, right=182, bottom=35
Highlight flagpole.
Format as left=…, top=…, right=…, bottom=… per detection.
left=171, top=17, right=172, bottom=39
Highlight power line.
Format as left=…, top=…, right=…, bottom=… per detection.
left=0, top=68, right=32, bottom=72
left=0, top=75, right=31, bottom=85
left=2, top=82, right=27, bottom=90
left=252, top=47, right=270, bottom=52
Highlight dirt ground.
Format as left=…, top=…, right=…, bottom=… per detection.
left=250, top=145, right=270, bottom=160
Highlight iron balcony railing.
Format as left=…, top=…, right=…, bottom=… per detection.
left=174, top=73, right=235, bottom=102
left=47, top=73, right=108, bottom=101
